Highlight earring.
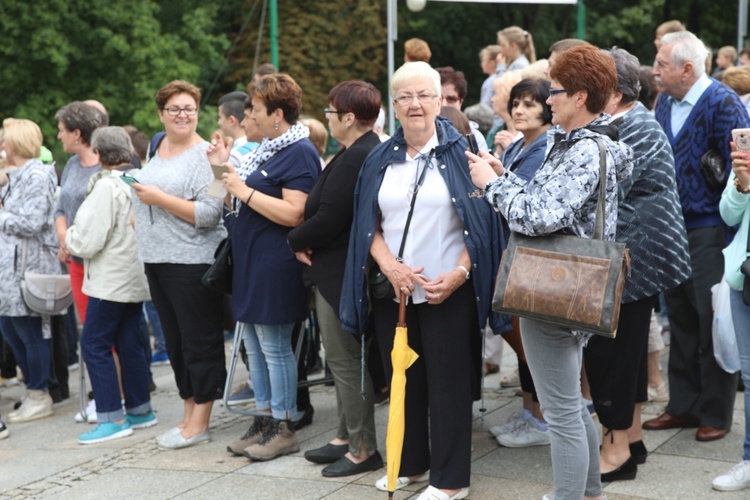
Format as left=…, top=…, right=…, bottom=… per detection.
left=275, top=122, right=279, bottom=131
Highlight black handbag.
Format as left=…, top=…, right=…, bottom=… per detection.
left=700, top=147, right=727, bottom=190
left=368, top=152, right=431, bottom=300
left=202, top=237, right=233, bottom=295
left=492, top=137, right=629, bottom=338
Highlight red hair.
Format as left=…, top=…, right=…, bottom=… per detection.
left=550, top=45, right=617, bottom=114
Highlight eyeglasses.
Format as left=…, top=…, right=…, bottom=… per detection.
left=393, top=93, right=438, bottom=106
left=548, top=89, right=567, bottom=98
left=162, top=106, right=198, bottom=116
left=324, top=108, right=347, bottom=116
left=443, top=95, right=462, bottom=104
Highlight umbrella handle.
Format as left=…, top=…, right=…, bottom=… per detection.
left=398, top=291, right=407, bottom=325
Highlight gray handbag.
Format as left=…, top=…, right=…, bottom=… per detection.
left=19, top=239, right=73, bottom=315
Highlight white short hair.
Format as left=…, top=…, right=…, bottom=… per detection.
left=661, top=31, right=707, bottom=78
left=390, top=62, right=442, bottom=99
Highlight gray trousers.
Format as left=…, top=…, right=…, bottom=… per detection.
left=665, top=225, right=738, bottom=428
left=314, top=288, right=377, bottom=457
left=520, top=318, right=602, bottom=500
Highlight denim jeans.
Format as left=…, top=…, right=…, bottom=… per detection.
left=240, top=322, right=297, bottom=420
left=520, top=318, right=602, bottom=499
left=0, top=316, right=49, bottom=391
left=81, top=299, right=152, bottom=423
left=730, top=288, right=750, bottom=460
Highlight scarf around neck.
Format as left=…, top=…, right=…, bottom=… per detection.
left=237, top=121, right=310, bottom=182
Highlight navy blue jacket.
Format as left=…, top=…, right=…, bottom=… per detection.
left=339, top=116, right=512, bottom=337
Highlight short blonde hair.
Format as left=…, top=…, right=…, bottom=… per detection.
left=722, top=66, right=750, bottom=95
left=3, top=118, right=42, bottom=159
left=656, top=20, right=686, bottom=38
left=300, top=118, right=327, bottom=157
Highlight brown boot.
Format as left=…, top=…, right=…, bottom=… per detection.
left=227, top=416, right=271, bottom=456
left=243, top=419, right=299, bottom=461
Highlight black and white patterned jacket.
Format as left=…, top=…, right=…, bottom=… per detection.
left=485, top=115, right=632, bottom=243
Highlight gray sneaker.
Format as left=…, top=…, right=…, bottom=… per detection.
left=243, top=419, right=299, bottom=461
left=227, top=416, right=270, bottom=456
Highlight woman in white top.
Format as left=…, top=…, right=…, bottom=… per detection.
left=497, top=26, right=536, bottom=73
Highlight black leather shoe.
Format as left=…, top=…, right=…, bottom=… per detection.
left=321, top=451, right=384, bottom=478
left=304, top=443, right=349, bottom=464
left=629, top=440, right=647, bottom=464
left=601, top=456, right=637, bottom=482
left=292, top=406, right=314, bottom=431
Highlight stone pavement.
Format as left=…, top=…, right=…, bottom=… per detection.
left=0, top=339, right=747, bottom=499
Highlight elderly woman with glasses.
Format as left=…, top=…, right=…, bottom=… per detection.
left=468, top=45, right=632, bottom=500
left=340, top=62, right=509, bottom=500
left=287, top=81, right=384, bottom=478
left=130, top=80, right=227, bottom=450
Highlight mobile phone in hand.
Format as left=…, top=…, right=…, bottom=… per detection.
left=465, top=133, right=479, bottom=154
left=120, top=175, right=139, bottom=186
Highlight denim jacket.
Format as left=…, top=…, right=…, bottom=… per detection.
left=339, top=116, right=512, bottom=337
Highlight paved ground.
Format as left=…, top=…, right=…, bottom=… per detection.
left=0, top=338, right=747, bottom=499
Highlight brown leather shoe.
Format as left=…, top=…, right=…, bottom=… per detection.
left=696, top=426, right=728, bottom=442
left=642, top=412, right=699, bottom=430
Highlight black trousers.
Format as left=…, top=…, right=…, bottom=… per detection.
left=664, top=226, right=738, bottom=428
left=145, top=263, right=226, bottom=404
left=584, top=295, right=656, bottom=429
left=372, top=282, right=479, bottom=490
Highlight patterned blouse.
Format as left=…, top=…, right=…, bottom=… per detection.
left=484, top=115, right=632, bottom=242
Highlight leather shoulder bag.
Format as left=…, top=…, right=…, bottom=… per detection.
left=492, top=137, right=629, bottom=338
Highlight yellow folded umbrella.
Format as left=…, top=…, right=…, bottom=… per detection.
left=386, top=292, right=419, bottom=498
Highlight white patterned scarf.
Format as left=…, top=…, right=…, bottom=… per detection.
left=236, top=122, right=310, bottom=182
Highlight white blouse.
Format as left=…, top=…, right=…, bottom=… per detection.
left=378, top=132, right=465, bottom=304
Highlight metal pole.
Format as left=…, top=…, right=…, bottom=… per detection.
left=270, top=0, right=279, bottom=68
left=387, top=0, right=397, bottom=135
left=577, top=0, right=586, bottom=40
left=739, top=0, right=747, bottom=54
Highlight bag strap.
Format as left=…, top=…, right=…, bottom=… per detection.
left=591, top=137, right=608, bottom=241
left=396, top=150, right=433, bottom=261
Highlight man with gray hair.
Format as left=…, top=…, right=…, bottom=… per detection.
left=643, top=30, right=749, bottom=442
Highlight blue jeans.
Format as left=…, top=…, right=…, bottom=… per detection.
left=520, top=318, right=602, bottom=500
left=0, top=316, right=49, bottom=390
left=240, top=322, right=297, bottom=420
left=81, top=299, right=152, bottom=423
left=730, top=288, right=750, bottom=460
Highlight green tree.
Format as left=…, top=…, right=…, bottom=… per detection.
left=0, top=0, right=228, bottom=163
left=228, top=0, right=387, bottom=123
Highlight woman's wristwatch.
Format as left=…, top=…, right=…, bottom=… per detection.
left=456, top=265, right=470, bottom=280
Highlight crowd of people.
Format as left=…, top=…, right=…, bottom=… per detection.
left=2, top=17, right=750, bottom=499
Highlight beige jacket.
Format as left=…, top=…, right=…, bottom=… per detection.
left=65, top=170, right=150, bottom=303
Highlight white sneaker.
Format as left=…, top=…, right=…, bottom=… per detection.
left=416, top=485, right=469, bottom=500
left=74, top=400, right=98, bottom=424
left=7, top=390, right=53, bottom=423
left=496, top=420, right=550, bottom=448
left=375, top=471, right=429, bottom=492
left=489, top=410, right=528, bottom=437
left=712, top=460, right=750, bottom=491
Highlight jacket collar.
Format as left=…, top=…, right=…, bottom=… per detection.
left=380, top=116, right=463, bottom=170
